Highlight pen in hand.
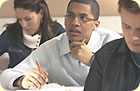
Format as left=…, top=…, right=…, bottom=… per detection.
left=36, top=58, right=48, bottom=85
left=36, top=58, right=43, bottom=72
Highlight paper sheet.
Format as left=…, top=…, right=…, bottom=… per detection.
left=17, top=83, right=84, bottom=91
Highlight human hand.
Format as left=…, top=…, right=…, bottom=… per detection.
left=21, top=68, right=48, bottom=89
left=70, top=39, right=94, bottom=66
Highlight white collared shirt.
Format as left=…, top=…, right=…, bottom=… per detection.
left=0, top=28, right=122, bottom=90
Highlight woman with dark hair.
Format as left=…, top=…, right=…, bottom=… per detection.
left=0, top=0, right=65, bottom=68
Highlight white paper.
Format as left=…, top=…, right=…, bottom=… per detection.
left=17, top=83, right=84, bottom=91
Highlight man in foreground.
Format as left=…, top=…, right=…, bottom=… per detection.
left=84, top=0, right=140, bottom=91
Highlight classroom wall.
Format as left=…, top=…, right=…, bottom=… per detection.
left=0, top=0, right=122, bottom=34
left=0, top=0, right=119, bottom=17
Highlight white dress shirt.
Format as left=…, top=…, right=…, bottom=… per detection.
left=0, top=28, right=122, bottom=90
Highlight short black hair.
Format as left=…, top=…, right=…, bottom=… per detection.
left=67, top=0, right=100, bottom=20
left=118, top=0, right=140, bottom=13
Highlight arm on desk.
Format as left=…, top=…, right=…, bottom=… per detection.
left=13, top=68, right=48, bottom=90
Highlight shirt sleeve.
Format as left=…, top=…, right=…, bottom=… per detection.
left=0, top=40, right=51, bottom=90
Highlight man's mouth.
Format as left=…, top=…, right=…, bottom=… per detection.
left=69, top=30, right=81, bottom=36
left=130, top=41, right=140, bottom=46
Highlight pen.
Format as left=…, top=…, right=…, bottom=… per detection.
left=36, top=59, right=43, bottom=72
left=36, top=59, right=49, bottom=84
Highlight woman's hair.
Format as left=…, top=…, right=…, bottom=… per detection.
left=118, top=0, right=140, bottom=13
left=6, top=0, right=56, bottom=44
left=67, top=0, right=100, bottom=20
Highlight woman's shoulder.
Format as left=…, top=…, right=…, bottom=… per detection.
left=53, top=22, right=64, bottom=30
left=0, top=27, right=10, bottom=36
left=0, top=26, right=18, bottom=43
left=52, top=22, right=65, bottom=36
left=53, top=22, right=62, bottom=27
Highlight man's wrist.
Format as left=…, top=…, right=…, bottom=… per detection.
left=13, top=76, right=24, bottom=88
left=88, top=52, right=94, bottom=66
left=18, top=76, right=24, bottom=88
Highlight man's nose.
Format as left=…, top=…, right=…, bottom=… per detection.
left=131, top=31, right=140, bottom=41
left=132, top=35, right=140, bottom=41
left=71, top=16, right=80, bottom=26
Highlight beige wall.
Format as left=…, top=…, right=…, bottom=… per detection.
left=0, top=0, right=122, bottom=34
left=98, top=0, right=119, bottom=16
left=0, top=0, right=15, bottom=17
left=0, top=0, right=119, bottom=17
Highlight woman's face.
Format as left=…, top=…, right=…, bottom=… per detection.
left=15, top=8, right=43, bottom=35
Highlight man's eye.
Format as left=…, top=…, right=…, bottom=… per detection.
left=68, top=14, right=74, bottom=18
left=124, top=25, right=131, bottom=30
left=79, top=16, right=87, bottom=20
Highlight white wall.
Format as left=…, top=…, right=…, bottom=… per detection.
left=0, top=16, right=122, bottom=34
left=0, top=18, right=16, bottom=34
left=99, top=16, right=122, bottom=33
left=53, top=16, right=122, bottom=33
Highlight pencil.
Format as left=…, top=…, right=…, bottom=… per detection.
left=36, top=59, right=43, bottom=72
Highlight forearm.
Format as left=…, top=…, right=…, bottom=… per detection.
left=0, top=69, right=24, bottom=90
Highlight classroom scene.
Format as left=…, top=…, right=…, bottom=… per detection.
left=0, top=0, right=140, bottom=91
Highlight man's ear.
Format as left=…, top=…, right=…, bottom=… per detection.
left=93, top=21, right=100, bottom=31
left=95, top=21, right=100, bottom=28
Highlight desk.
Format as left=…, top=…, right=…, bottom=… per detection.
left=0, top=84, right=6, bottom=91
left=17, top=83, right=84, bottom=91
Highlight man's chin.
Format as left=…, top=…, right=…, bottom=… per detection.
left=70, top=40, right=83, bottom=43
left=130, top=48, right=140, bottom=53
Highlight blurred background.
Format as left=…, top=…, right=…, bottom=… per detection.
left=0, top=0, right=122, bottom=34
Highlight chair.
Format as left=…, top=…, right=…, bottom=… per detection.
left=0, top=53, right=9, bottom=73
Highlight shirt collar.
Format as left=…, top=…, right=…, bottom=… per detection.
left=87, top=30, right=102, bottom=53
left=117, top=38, right=132, bottom=63
left=118, top=38, right=129, bottom=54
left=59, top=33, right=70, bottom=56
